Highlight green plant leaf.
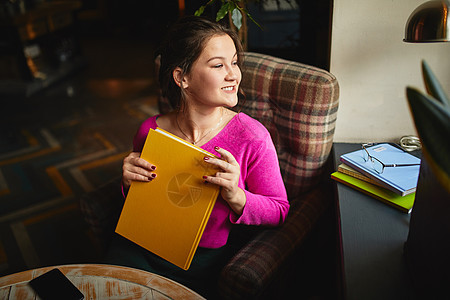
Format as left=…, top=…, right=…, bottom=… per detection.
left=195, top=5, right=206, bottom=16
left=195, top=0, right=217, bottom=16
left=422, top=60, right=450, bottom=108
left=231, top=8, right=242, bottom=30
left=216, top=2, right=231, bottom=22
left=406, top=87, right=450, bottom=182
left=194, top=0, right=262, bottom=31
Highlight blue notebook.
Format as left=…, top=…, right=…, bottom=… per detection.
left=340, top=143, right=421, bottom=196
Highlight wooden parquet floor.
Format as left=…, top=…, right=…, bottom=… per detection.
left=0, top=36, right=159, bottom=277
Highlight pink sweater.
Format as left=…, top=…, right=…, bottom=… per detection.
left=132, top=113, right=289, bottom=248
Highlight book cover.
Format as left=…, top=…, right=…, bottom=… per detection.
left=340, top=143, right=421, bottom=196
left=115, top=128, right=220, bottom=270
left=337, top=163, right=385, bottom=188
left=331, top=171, right=415, bottom=213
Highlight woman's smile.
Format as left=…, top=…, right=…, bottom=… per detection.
left=222, top=86, right=236, bottom=92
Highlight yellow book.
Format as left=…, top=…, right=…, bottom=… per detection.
left=115, top=128, right=220, bottom=270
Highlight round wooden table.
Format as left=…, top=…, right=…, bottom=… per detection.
left=0, top=264, right=205, bottom=299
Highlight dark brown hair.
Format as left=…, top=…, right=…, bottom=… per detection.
left=157, top=16, right=243, bottom=110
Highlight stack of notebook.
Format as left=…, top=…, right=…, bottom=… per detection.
left=332, top=143, right=421, bottom=213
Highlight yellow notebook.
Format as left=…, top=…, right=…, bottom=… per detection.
left=115, top=128, right=220, bottom=270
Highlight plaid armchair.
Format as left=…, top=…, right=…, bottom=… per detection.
left=80, top=52, right=339, bottom=299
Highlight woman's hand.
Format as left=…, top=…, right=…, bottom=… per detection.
left=203, top=147, right=246, bottom=215
left=122, top=152, right=156, bottom=189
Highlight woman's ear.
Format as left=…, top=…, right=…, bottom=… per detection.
left=173, top=67, right=188, bottom=88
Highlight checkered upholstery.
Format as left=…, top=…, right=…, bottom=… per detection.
left=159, top=52, right=339, bottom=299
left=237, top=52, right=339, bottom=198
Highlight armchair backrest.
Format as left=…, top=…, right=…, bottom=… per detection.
left=237, top=52, right=339, bottom=198
left=158, top=52, right=339, bottom=200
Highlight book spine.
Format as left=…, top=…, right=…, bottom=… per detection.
left=337, top=165, right=385, bottom=188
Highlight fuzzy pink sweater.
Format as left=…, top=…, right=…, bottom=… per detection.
left=132, top=113, right=289, bottom=248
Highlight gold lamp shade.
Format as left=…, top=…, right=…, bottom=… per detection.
left=404, top=0, right=450, bottom=42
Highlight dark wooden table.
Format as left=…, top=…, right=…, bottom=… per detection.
left=334, top=143, right=416, bottom=300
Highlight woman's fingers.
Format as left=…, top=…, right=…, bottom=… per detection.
left=214, top=146, right=239, bottom=166
left=125, top=152, right=155, bottom=170
left=203, top=147, right=240, bottom=194
left=122, top=152, right=157, bottom=187
left=203, top=147, right=246, bottom=215
left=203, top=147, right=237, bottom=171
left=124, top=168, right=156, bottom=181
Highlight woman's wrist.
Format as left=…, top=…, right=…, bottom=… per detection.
left=227, top=188, right=246, bottom=215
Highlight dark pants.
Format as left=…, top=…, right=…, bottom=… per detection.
left=104, top=234, right=235, bottom=298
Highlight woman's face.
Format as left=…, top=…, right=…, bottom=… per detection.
left=180, top=34, right=241, bottom=109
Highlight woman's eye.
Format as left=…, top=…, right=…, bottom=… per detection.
left=232, top=61, right=238, bottom=65
left=213, top=64, right=223, bottom=68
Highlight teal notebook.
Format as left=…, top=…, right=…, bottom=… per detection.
left=340, top=143, right=421, bottom=196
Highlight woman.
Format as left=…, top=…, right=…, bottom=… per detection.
left=109, top=16, right=289, bottom=298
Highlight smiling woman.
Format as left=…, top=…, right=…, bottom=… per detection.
left=108, top=16, right=289, bottom=298
left=173, top=34, right=242, bottom=123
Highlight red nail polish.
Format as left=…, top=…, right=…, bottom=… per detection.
left=204, top=156, right=209, bottom=161
left=151, top=166, right=156, bottom=170
left=215, top=146, right=220, bottom=151
left=151, top=173, right=156, bottom=178
left=202, top=176, right=208, bottom=180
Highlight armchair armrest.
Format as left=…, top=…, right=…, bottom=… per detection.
left=218, top=183, right=334, bottom=299
left=79, top=176, right=124, bottom=252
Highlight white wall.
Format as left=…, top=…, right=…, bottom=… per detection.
left=331, top=0, right=450, bottom=143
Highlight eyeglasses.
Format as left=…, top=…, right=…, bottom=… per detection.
left=361, top=143, right=420, bottom=174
